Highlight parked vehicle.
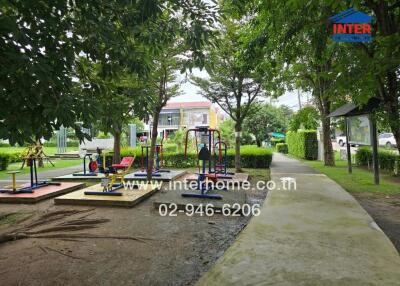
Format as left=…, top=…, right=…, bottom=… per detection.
left=378, top=133, right=397, bottom=149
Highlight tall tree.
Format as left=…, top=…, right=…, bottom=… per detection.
left=343, top=1, right=400, bottom=153
left=141, top=4, right=217, bottom=180
left=244, top=104, right=289, bottom=147
left=235, top=0, right=343, bottom=166
left=0, top=0, right=217, bottom=147
left=192, top=21, right=280, bottom=171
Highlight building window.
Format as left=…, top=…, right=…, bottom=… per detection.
left=202, top=114, right=207, bottom=124
left=158, top=113, right=180, bottom=126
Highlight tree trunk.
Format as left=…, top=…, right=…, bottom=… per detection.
left=234, top=122, right=242, bottom=172
left=147, top=110, right=160, bottom=181
left=321, top=115, right=335, bottom=166
left=256, top=139, right=262, bottom=147
left=113, top=129, right=121, bottom=164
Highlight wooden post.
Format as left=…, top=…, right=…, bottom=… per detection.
left=345, top=117, right=352, bottom=174
left=369, top=115, right=380, bottom=185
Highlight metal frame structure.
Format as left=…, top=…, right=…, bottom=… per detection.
left=181, top=126, right=225, bottom=199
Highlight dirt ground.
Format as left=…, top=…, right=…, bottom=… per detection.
left=352, top=193, right=400, bottom=252
left=0, top=169, right=269, bottom=286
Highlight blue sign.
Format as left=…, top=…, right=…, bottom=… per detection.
left=329, top=8, right=373, bottom=42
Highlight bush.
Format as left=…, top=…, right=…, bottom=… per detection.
left=113, top=145, right=273, bottom=169
left=0, top=153, right=10, bottom=170
left=286, top=130, right=318, bottom=160
left=271, top=137, right=285, bottom=147
left=276, top=143, right=288, bottom=154
left=356, top=147, right=400, bottom=175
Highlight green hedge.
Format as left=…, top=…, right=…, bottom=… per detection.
left=276, top=143, right=288, bottom=154
left=271, top=138, right=285, bottom=146
left=356, top=147, right=400, bottom=176
left=113, top=145, right=273, bottom=169
left=286, top=130, right=318, bottom=160
left=0, top=153, right=10, bottom=171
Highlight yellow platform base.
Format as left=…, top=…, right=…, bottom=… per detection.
left=54, top=182, right=162, bottom=207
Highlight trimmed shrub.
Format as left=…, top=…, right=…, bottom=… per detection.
left=0, top=153, right=10, bottom=171
left=271, top=138, right=285, bottom=147
left=356, top=147, right=400, bottom=175
left=113, top=145, right=273, bottom=169
left=286, top=130, right=318, bottom=160
left=276, top=143, right=288, bottom=154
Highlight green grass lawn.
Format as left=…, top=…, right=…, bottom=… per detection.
left=0, top=146, right=77, bottom=156
left=0, top=159, right=82, bottom=180
left=301, top=157, right=400, bottom=196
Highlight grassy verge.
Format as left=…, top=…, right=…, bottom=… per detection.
left=0, top=159, right=82, bottom=179
left=300, top=156, right=400, bottom=196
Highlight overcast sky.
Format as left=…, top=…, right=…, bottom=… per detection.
left=170, top=69, right=311, bottom=111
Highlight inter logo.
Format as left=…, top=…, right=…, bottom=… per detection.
left=329, top=8, right=373, bottom=43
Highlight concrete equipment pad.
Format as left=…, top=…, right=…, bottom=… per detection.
left=125, top=169, right=186, bottom=182
left=185, top=172, right=249, bottom=186
left=55, top=182, right=162, bottom=207
left=0, top=182, right=84, bottom=204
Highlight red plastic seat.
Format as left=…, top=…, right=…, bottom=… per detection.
left=112, top=157, right=134, bottom=169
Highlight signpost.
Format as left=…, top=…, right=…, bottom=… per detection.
left=328, top=98, right=380, bottom=185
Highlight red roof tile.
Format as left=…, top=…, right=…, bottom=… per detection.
left=164, top=101, right=212, bottom=109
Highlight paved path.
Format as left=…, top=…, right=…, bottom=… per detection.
left=196, top=153, right=400, bottom=285
left=0, top=165, right=81, bottom=187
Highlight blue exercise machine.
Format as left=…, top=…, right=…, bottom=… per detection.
left=0, top=157, right=60, bottom=194
left=211, top=141, right=234, bottom=179
left=134, top=132, right=170, bottom=177
left=181, top=126, right=225, bottom=200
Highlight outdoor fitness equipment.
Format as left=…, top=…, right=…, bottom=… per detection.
left=73, top=148, right=108, bottom=176
left=181, top=126, right=224, bottom=199
left=134, top=133, right=169, bottom=177
left=84, top=156, right=135, bottom=196
left=20, top=143, right=54, bottom=169
left=212, top=141, right=234, bottom=179
left=0, top=145, right=60, bottom=194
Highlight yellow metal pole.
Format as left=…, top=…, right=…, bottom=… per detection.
left=12, top=173, right=16, bottom=191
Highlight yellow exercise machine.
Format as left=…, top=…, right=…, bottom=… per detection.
left=84, top=156, right=135, bottom=196
left=1, top=144, right=60, bottom=194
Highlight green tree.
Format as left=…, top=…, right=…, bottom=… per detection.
left=244, top=104, right=290, bottom=146
left=219, top=119, right=235, bottom=147
left=0, top=1, right=89, bottom=145
left=234, top=0, right=343, bottom=166
left=167, top=128, right=186, bottom=152
left=338, top=1, right=400, bottom=153
left=0, top=0, right=217, bottom=148
left=289, top=106, right=320, bottom=132
left=192, top=20, right=281, bottom=171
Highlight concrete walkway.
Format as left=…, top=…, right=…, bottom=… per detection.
left=196, top=153, right=400, bottom=285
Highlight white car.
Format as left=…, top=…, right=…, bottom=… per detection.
left=378, top=133, right=397, bottom=149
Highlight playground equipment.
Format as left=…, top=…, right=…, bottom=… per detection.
left=20, top=143, right=54, bottom=169
left=134, top=132, right=169, bottom=177
left=84, top=156, right=135, bottom=196
left=0, top=144, right=60, bottom=194
left=212, top=141, right=234, bottom=179
left=73, top=148, right=108, bottom=176
left=182, top=126, right=226, bottom=199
